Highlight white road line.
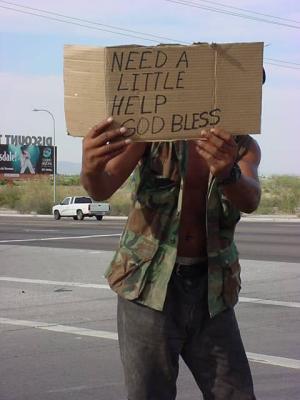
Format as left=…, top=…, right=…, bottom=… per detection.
left=0, top=317, right=299, bottom=370
left=247, top=352, right=300, bottom=370
left=0, top=233, right=121, bottom=243
left=0, top=317, right=117, bottom=340
left=240, top=297, right=300, bottom=308
left=24, top=229, right=58, bottom=232
left=0, top=277, right=110, bottom=289
left=1, top=276, right=299, bottom=309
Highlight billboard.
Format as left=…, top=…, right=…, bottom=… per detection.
left=0, top=144, right=56, bottom=176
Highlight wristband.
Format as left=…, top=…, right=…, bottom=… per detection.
left=217, top=163, right=241, bottom=186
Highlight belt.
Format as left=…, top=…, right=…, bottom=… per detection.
left=174, top=260, right=208, bottom=279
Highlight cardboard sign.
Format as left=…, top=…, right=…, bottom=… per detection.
left=64, top=42, right=264, bottom=141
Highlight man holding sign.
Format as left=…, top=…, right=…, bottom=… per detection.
left=81, top=117, right=261, bottom=399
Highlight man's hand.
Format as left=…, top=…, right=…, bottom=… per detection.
left=82, top=117, right=131, bottom=176
left=81, top=117, right=146, bottom=201
left=196, top=127, right=261, bottom=213
left=195, top=128, right=238, bottom=180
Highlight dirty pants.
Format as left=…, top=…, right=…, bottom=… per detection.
left=117, top=266, right=256, bottom=400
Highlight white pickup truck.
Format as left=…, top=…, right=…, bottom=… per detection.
left=52, top=196, right=110, bottom=221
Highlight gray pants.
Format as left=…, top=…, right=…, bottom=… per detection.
left=117, top=269, right=256, bottom=400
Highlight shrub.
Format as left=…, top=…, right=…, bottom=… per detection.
left=15, top=179, right=53, bottom=214
left=0, top=174, right=299, bottom=216
left=57, top=175, right=81, bottom=186
left=0, top=184, right=21, bottom=209
left=257, top=175, right=300, bottom=214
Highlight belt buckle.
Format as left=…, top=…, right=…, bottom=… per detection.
left=175, top=263, right=184, bottom=276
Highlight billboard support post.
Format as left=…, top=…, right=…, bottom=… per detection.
left=33, top=108, right=56, bottom=204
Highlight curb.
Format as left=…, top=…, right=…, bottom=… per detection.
left=241, top=216, right=299, bottom=223
left=0, top=213, right=298, bottom=223
left=0, top=213, right=127, bottom=220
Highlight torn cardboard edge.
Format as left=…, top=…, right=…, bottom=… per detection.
left=64, top=41, right=264, bottom=141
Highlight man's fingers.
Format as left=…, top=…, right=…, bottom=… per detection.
left=196, top=140, right=225, bottom=161
left=101, top=148, right=125, bottom=164
left=196, top=147, right=221, bottom=177
left=209, top=128, right=235, bottom=146
left=196, top=147, right=211, bottom=161
left=199, top=132, right=230, bottom=154
left=95, top=136, right=131, bottom=156
left=200, top=128, right=235, bottom=146
left=88, top=117, right=114, bottom=139
left=98, top=126, right=128, bottom=147
left=88, top=126, right=128, bottom=148
left=196, top=146, right=229, bottom=177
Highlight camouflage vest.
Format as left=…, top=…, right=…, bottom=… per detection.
left=105, top=136, right=252, bottom=317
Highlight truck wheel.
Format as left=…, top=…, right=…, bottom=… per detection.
left=54, top=210, right=61, bottom=220
left=76, top=210, right=84, bottom=220
left=73, top=216, right=78, bottom=220
left=96, top=215, right=103, bottom=221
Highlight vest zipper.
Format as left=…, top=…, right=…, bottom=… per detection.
left=206, top=172, right=215, bottom=236
left=206, top=172, right=215, bottom=318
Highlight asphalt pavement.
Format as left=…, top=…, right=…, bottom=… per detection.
left=0, top=216, right=299, bottom=400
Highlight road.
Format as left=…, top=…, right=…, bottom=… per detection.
left=0, top=216, right=299, bottom=262
left=0, top=216, right=299, bottom=400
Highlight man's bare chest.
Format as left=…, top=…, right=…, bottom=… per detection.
left=184, top=142, right=209, bottom=193
left=177, top=142, right=209, bottom=256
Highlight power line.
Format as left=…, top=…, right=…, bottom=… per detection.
left=0, top=5, right=168, bottom=43
left=265, top=62, right=300, bottom=71
left=164, top=0, right=300, bottom=29
left=265, top=58, right=300, bottom=66
left=0, top=0, right=188, bottom=44
left=162, top=0, right=300, bottom=30
left=1, top=1, right=300, bottom=71
left=179, top=0, right=300, bottom=25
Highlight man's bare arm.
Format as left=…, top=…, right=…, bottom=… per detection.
left=81, top=118, right=147, bottom=200
left=196, top=128, right=261, bottom=213
left=220, top=140, right=261, bottom=213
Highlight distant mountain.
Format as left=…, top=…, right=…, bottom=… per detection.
left=57, top=161, right=81, bottom=175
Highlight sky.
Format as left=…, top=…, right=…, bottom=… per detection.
left=0, top=0, right=300, bottom=175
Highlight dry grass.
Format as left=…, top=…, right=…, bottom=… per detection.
left=0, top=177, right=87, bottom=214
left=0, top=175, right=299, bottom=215
left=257, top=175, right=300, bottom=214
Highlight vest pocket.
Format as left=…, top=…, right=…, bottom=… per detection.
left=219, top=193, right=241, bottom=228
left=222, top=258, right=241, bottom=307
left=137, top=176, right=178, bottom=209
left=106, top=231, right=158, bottom=300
